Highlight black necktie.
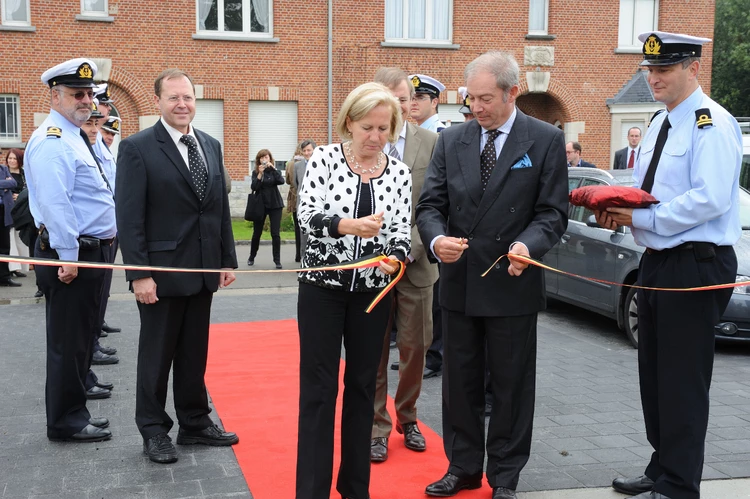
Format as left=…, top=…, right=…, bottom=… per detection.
left=481, top=129, right=501, bottom=190
left=640, top=117, right=671, bottom=193
left=80, top=129, right=112, bottom=194
left=180, top=134, right=209, bottom=201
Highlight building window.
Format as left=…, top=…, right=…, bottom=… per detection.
left=528, top=0, right=548, bottom=35
left=618, top=0, right=658, bottom=49
left=197, top=0, right=271, bottom=35
left=0, top=95, right=20, bottom=144
left=385, top=0, right=452, bottom=44
left=1, top=0, right=30, bottom=26
left=248, top=101, right=297, bottom=173
left=81, top=0, right=107, bottom=16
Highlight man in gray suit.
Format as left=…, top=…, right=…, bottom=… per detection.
left=293, top=139, right=316, bottom=257
left=418, top=51, right=568, bottom=499
left=370, top=67, right=439, bottom=462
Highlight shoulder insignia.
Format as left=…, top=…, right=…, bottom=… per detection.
left=46, top=126, right=62, bottom=138
left=648, top=109, right=665, bottom=126
left=695, top=109, right=713, bottom=129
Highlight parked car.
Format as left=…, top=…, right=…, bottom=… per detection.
left=544, top=167, right=750, bottom=348
left=738, top=118, right=750, bottom=189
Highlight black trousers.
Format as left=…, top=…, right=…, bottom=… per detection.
left=638, top=245, right=736, bottom=499
left=442, top=308, right=537, bottom=490
left=98, top=237, right=118, bottom=331
left=85, top=238, right=117, bottom=390
left=250, top=207, right=282, bottom=264
left=292, top=211, right=301, bottom=261
left=35, top=238, right=106, bottom=438
left=135, top=288, right=215, bottom=439
left=425, top=277, right=443, bottom=371
left=296, top=283, right=391, bottom=499
left=0, top=205, right=10, bottom=281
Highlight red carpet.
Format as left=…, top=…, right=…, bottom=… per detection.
left=205, top=320, right=493, bottom=498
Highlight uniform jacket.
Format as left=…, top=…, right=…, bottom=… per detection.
left=417, top=110, right=568, bottom=317
left=115, top=120, right=237, bottom=297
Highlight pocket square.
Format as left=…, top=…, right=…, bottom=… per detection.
left=511, top=154, right=532, bottom=170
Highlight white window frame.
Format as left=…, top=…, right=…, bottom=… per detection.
left=528, top=0, right=549, bottom=36
left=617, top=0, right=659, bottom=51
left=0, top=95, right=21, bottom=145
left=384, top=0, right=453, bottom=45
left=195, top=0, right=273, bottom=39
left=1, top=0, right=31, bottom=26
left=80, top=0, right=108, bottom=16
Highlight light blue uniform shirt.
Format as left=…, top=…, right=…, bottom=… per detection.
left=420, top=114, right=446, bottom=133
left=25, top=110, right=116, bottom=262
left=631, top=87, right=743, bottom=250
left=94, top=133, right=116, bottom=194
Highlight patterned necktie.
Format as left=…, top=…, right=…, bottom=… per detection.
left=627, top=148, right=635, bottom=169
left=481, top=129, right=501, bottom=190
left=180, top=134, right=208, bottom=201
left=388, top=142, right=401, bottom=162
left=640, top=117, right=671, bottom=194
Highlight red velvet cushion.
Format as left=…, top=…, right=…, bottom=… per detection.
left=569, top=185, right=659, bottom=211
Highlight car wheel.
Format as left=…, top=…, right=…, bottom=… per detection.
left=623, top=286, right=639, bottom=348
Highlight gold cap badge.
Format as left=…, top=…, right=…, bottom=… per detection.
left=78, top=63, right=94, bottom=80
left=644, top=35, right=661, bottom=55
left=411, top=75, right=421, bottom=88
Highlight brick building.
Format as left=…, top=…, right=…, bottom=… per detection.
left=0, top=0, right=715, bottom=180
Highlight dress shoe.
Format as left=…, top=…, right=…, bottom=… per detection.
left=389, top=340, right=397, bottom=348
left=295, top=256, right=301, bottom=263
left=176, top=424, right=239, bottom=446
left=144, top=432, right=178, bottom=464
left=247, top=258, right=254, bottom=266
left=370, top=437, right=388, bottom=462
left=12, top=270, right=27, bottom=278
left=97, top=345, right=117, bottom=355
left=275, top=263, right=283, bottom=269
left=397, top=422, right=425, bottom=451
left=631, top=492, right=671, bottom=499
left=492, top=487, right=517, bottom=499
left=34, top=289, right=44, bottom=298
left=89, top=417, right=110, bottom=429
left=95, top=380, right=114, bottom=390
left=423, top=367, right=442, bottom=379
left=86, top=386, right=111, bottom=399
left=99, top=330, right=108, bottom=337
left=0, top=278, right=21, bottom=287
left=92, top=351, right=119, bottom=365
left=49, top=424, right=111, bottom=442
left=426, top=472, right=482, bottom=497
left=390, top=361, right=399, bottom=371
left=485, top=403, right=492, bottom=417
left=612, top=475, right=655, bottom=495
left=102, top=322, right=121, bottom=333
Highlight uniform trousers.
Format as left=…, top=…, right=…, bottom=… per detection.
left=638, top=245, right=736, bottom=499
left=35, top=238, right=106, bottom=438
left=135, top=288, right=214, bottom=439
left=372, top=274, right=433, bottom=437
left=84, top=239, right=116, bottom=390
left=296, top=282, right=391, bottom=499
left=442, top=308, right=537, bottom=490
left=0, top=205, right=10, bottom=281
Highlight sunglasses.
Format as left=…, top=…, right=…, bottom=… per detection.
left=62, top=89, right=95, bottom=100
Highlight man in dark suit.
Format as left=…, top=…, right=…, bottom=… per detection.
left=115, top=69, right=239, bottom=464
left=417, top=51, right=568, bottom=499
left=613, top=126, right=642, bottom=169
left=566, top=141, right=596, bottom=168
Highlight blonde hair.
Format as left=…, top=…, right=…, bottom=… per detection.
left=335, top=82, right=402, bottom=144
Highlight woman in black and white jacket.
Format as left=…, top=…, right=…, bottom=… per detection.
left=295, top=82, right=411, bottom=499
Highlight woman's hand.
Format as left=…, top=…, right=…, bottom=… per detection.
left=356, top=211, right=384, bottom=238
left=378, top=255, right=401, bottom=276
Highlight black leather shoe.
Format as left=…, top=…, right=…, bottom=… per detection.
left=176, top=424, right=239, bottom=446
left=12, top=271, right=27, bottom=278
left=34, top=289, right=44, bottom=298
left=89, top=417, right=110, bottom=429
left=492, top=487, right=517, bottom=499
left=612, top=475, right=655, bottom=495
left=49, top=424, right=111, bottom=442
left=247, top=258, right=254, bottom=266
left=102, top=322, right=121, bottom=333
left=275, top=263, right=283, bottom=269
left=92, top=351, right=119, bottom=365
left=86, top=386, right=111, bottom=399
left=99, top=330, right=108, bottom=337
left=423, top=367, right=442, bottom=379
left=397, top=422, right=425, bottom=451
left=390, top=361, right=399, bottom=371
left=485, top=403, right=492, bottom=417
left=95, top=380, right=114, bottom=390
left=426, top=473, right=482, bottom=497
left=0, top=278, right=21, bottom=287
left=144, top=433, right=178, bottom=464
left=389, top=340, right=397, bottom=348
left=97, top=345, right=117, bottom=355
left=370, top=437, right=388, bottom=462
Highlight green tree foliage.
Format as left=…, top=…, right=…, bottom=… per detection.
left=712, top=0, right=750, bottom=116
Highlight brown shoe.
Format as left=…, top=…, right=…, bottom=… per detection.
left=370, top=437, right=388, bottom=462
left=397, top=422, right=426, bottom=451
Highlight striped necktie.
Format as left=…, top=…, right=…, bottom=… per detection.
left=388, top=142, right=401, bottom=162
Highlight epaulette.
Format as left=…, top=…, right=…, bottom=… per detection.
left=648, top=109, right=665, bottom=126
left=695, top=109, right=713, bottom=129
left=46, top=126, right=62, bottom=138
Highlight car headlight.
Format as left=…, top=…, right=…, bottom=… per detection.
left=734, top=275, right=750, bottom=294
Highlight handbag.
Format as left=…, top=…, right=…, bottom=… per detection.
left=244, top=190, right=265, bottom=222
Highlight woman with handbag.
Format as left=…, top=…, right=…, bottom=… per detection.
left=247, top=149, right=284, bottom=269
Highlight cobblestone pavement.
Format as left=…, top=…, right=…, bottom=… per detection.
left=1, top=245, right=749, bottom=498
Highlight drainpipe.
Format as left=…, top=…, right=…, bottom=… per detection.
left=328, top=0, right=333, bottom=144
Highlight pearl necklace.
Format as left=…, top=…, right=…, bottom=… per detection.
left=345, top=141, right=383, bottom=175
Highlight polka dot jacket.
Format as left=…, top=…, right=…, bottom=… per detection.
left=297, top=143, right=412, bottom=292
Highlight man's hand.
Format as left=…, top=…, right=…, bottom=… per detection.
left=606, top=207, right=633, bottom=227
left=12, top=193, right=18, bottom=201
left=594, top=209, right=618, bottom=230
left=219, top=270, right=236, bottom=288
left=508, top=243, right=530, bottom=277
left=133, top=277, right=158, bottom=304
left=378, top=255, right=401, bottom=276
left=58, top=265, right=78, bottom=284
left=434, top=236, right=468, bottom=264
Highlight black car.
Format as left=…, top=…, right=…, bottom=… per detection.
left=544, top=167, right=750, bottom=347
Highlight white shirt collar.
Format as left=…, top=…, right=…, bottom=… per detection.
left=481, top=107, right=517, bottom=137
left=160, top=117, right=196, bottom=145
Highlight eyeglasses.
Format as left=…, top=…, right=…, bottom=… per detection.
left=61, top=89, right=95, bottom=100
left=165, top=95, right=195, bottom=104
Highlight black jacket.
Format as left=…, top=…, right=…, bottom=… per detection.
left=251, top=167, right=284, bottom=210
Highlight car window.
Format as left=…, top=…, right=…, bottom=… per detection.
left=568, top=177, right=581, bottom=193
left=570, top=178, right=607, bottom=223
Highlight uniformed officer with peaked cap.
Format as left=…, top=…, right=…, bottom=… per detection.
left=409, top=73, right=447, bottom=133
left=597, top=32, right=743, bottom=499
left=25, top=58, right=116, bottom=443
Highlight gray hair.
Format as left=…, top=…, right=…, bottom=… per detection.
left=374, top=67, right=415, bottom=98
left=464, top=51, right=520, bottom=97
left=681, top=56, right=700, bottom=69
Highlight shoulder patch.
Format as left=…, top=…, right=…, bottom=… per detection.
left=695, top=109, right=713, bottom=129
left=46, top=126, right=62, bottom=138
left=648, top=109, right=665, bottom=126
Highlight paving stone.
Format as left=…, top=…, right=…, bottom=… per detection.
left=583, top=435, right=640, bottom=449
left=585, top=447, right=643, bottom=464
left=144, top=480, right=202, bottom=499
left=199, top=476, right=251, bottom=495
left=538, top=450, right=600, bottom=466
left=171, top=463, right=228, bottom=482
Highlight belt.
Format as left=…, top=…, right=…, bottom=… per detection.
left=645, top=241, right=718, bottom=255
left=81, top=235, right=115, bottom=246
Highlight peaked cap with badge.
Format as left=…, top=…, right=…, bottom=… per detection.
left=94, top=83, right=114, bottom=104
left=409, top=74, right=445, bottom=98
left=458, top=86, right=471, bottom=114
left=41, top=58, right=98, bottom=88
left=638, top=31, right=711, bottom=66
left=90, top=99, right=104, bottom=119
left=102, top=116, right=122, bottom=134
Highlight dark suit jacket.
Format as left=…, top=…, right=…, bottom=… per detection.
left=115, top=120, right=237, bottom=297
left=416, top=110, right=568, bottom=317
left=612, top=147, right=639, bottom=170
left=570, top=160, right=596, bottom=168
left=0, top=165, right=17, bottom=226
